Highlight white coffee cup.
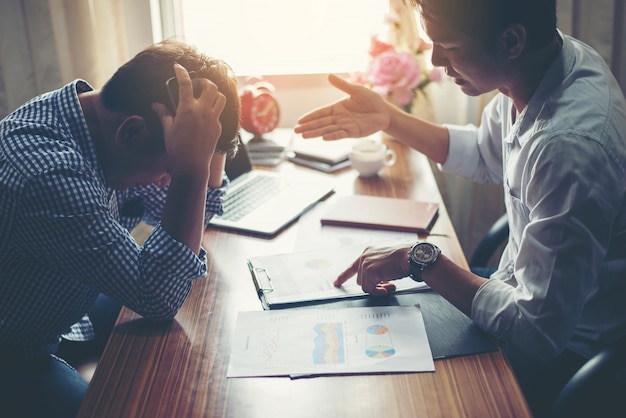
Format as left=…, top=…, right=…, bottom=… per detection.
left=349, top=140, right=397, bottom=177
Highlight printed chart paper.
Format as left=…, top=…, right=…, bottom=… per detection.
left=227, top=306, right=434, bottom=378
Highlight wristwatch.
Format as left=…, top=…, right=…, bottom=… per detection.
left=408, top=241, right=441, bottom=282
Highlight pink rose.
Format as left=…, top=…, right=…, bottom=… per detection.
left=368, top=35, right=395, bottom=58
left=366, top=50, right=422, bottom=106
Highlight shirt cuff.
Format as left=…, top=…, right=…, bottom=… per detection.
left=471, top=278, right=517, bottom=339
left=146, top=224, right=208, bottom=280
left=206, top=182, right=227, bottom=218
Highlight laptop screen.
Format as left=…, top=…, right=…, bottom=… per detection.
left=225, top=143, right=253, bottom=181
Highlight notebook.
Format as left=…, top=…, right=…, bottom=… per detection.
left=243, top=129, right=292, bottom=166
left=208, top=144, right=335, bottom=236
left=287, top=133, right=366, bottom=173
left=289, top=134, right=357, bottom=164
left=320, top=195, right=439, bottom=233
left=288, top=155, right=352, bottom=173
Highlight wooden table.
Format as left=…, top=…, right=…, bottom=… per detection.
left=78, top=140, right=531, bottom=418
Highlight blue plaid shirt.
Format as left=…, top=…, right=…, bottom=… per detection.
left=0, top=80, right=226, bottom=356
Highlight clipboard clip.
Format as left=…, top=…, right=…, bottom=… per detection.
left=249, top=265, right=274, bottom=296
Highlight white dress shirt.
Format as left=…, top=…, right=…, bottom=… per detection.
left=441, top=34, right=626, bottom=360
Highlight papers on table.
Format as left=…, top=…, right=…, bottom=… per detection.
left=227, top=305, right=434, bottom=378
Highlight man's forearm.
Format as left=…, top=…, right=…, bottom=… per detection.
left=161, top=171, right=210, bottom=254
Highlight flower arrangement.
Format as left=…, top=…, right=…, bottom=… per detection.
left=349, top=14, right=443, bottom=113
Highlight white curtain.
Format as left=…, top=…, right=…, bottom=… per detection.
left=557, top=0, right=625, bottom=94
left=388, top=0, right=420, bottom=50
left=0, top=0, right=130, bottom=119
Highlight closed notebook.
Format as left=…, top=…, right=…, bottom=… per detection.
left=289, top=133, right=360, bottom=165
left=321, top=195, right=439, bottom=233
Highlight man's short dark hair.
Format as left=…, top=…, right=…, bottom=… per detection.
left=101, top=40, right=240, bottom=157
left=409, top=0, right=557, bottom=52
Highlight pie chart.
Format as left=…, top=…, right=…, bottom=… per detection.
left=365, top=325, right=395, bottom=358
left=367, top=325, right=389, bottom=335
left=365, top=345, right=396, bottom=358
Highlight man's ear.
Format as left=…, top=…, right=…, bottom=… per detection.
left=115, top=116, right=150, bottom=151
left=500, top=24, right=526, bottom=60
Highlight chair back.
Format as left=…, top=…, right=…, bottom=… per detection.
left=550, top=335, right=626, bottom=418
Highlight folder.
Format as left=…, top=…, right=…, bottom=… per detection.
left=321, top=195, right=439, bottom=233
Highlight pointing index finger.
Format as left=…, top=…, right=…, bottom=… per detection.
left=333, top=259, right=359, bottom=287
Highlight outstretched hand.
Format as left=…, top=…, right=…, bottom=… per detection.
left=294, top=74, right=391, bottom=141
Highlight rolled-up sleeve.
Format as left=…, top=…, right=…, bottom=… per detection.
left=132, top=224, right=207, bottom=319
left=439, top=95, right=505, bottom=185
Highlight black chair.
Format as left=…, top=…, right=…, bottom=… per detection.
left=469, top=213, right=509, bottom=268
left=549, top=335, right=626, bottom=418
left=470, top=213, right=626, bottom=417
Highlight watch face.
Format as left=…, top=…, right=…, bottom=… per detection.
left=411, top=242, right=438, bottom=264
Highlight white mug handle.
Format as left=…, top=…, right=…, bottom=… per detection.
left=384, top=149, right=397, bottom=167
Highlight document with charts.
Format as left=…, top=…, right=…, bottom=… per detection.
left=227, top=305, right=434, bottom=377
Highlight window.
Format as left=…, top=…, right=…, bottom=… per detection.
left=159, top=0, right=389, bottom=76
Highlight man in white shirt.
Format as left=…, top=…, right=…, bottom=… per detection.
left=295, top=0, right=626, bottom=416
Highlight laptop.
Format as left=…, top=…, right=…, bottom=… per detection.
left=208, top=144, right=335, bottom=236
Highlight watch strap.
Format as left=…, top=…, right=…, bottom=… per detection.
left=409, top=263, right=424, bottom=282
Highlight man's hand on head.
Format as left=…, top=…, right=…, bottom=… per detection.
left=153, top=63, right=226, bottom=181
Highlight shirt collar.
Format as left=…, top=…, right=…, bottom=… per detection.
left=511, top=31, right=572, bottom=145
left=60, top=80, right=108, bottom=189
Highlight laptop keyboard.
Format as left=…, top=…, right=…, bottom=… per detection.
left=219, top=175, right=287, bottom=221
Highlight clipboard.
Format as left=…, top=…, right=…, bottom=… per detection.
left=247, top=245, right=429, bottom=310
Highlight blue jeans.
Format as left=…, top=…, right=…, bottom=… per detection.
left=0, top=294, right=121, bottom=418
left=0, top=354, right=88, bottom=418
